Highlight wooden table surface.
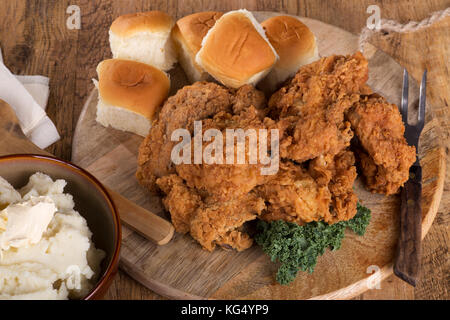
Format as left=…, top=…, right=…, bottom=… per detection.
left=0, top=0, right=448, bottom=300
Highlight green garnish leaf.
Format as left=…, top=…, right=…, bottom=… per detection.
left=255, top=203, right=371, bottom=285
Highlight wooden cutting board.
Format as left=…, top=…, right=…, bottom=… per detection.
left=71, top=12, right=445, bottom=299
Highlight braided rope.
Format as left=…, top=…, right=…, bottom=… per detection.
left=359, top=7, right=450, bottom=52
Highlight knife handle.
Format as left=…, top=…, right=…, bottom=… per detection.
left=394, top=165, right=422, bottom=286
left=107, top=188, right=174, bottom=245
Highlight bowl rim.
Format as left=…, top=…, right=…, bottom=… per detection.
left=0, top=153, right=122, bottom=300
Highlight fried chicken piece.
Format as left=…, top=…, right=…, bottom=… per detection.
left=137, top=83, right=269, bottom=192
left=269, top=52, right=369, bottom=116
left=309, top=150, right=358, bottom=222
left=268, top=52, right=368, bottom=162
left=346, top=94, right=416, bottom=194
left=137, top=82, right=235, bottom=191
left=255, top=161, right=332, bottom=225
left=190, top=193, right=265, bottom=251
left=157, top=174, right=201, bottom=234
left=156, top=174, right=265, bottom=251
left=175, top=106, right=284, bottom=201
left=232, top=84, right=267, bottom=116
left=256, top=150, right=357, bottom=225
left=277, top=113, right=355, bottom=162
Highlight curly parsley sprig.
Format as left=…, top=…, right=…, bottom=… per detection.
left=255, top=203, right=371, bottom=285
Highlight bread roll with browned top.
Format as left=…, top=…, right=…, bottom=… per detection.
left=172, top=12, right=223, bottom=83
left=258, top=15, right=319, bottom=93
left=95, top=59, right=170, bottom=136
left=195, top=9, right=279, bottom=88
left=109, top=11, right=177, bottom=71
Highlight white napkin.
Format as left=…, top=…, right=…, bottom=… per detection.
left=0, top=47, right=60, bottom=149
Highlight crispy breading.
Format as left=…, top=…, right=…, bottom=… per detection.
left=175, top=106, right=285, bottom=201
left=137, top=83, right=270, bottom=191
left=268, top=52, right=368, bottom=162
left=277, top=113, right=355, bottom=162
left=255, top=161, right=332, bottom=225
left=139, top=52, right=417, bottom=253
left=190, top=193, right=265, bottom=251
left=157, top=174, right=201, bottom=234
left=137, top=82, right=235, bottom=191
left=156, top=174, right=265, bottom=251
left=346, top=94, right=416, bottom=194
left=269, top=52, right=369, bottom=116
left=309, top=150, right=358, bottom=222
left=232, top=84, right=267, bottom=116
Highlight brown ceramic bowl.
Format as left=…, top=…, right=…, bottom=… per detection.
left=0, top=154, right=121, bottom=300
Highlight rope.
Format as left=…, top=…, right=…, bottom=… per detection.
left=359, top=7, right=450, bottom=52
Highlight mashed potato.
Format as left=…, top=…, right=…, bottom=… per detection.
left=0, top=173, right=105, bottom=300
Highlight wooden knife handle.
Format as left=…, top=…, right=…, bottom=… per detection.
left=107, top=188, right=174, bottom=245
left=394, top=165, right=422, bottom=286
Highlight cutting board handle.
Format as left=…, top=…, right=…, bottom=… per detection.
left=0, top=99, right=174, bottom=245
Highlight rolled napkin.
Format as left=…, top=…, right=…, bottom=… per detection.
left=0, top=47, right=60, bottom=149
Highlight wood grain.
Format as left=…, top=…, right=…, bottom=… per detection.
left=107, top=188, right=174, bottom=245
left=0, top=0, right=448, bottom=300
left=0, top=100, right=47, bottom=156
left=72, top=13, right=445, bottom=299
left=394, top=166, right=423, bottom=287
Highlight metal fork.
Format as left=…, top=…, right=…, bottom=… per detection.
left=394, top=69, right=427, bottom=287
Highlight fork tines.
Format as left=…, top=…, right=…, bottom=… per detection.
left=401, top=69, right=427, bottom=149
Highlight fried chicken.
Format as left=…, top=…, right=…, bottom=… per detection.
left=143, top=83, right=272, bottom=251
left=255, top=161, right=332, bottom=225
left=232, top=84, right=267, bottom=116
left=157, top=174, right=201, bottom=234
left=269, top=52, right=368, bottom=162
left=309, top=150, right=358, bottom=222
left=137, top=82, right=235, bottom=191
left=137, top=51, right=417, bottom=253
left=256, top=150, right=357, bottom=226
left=190, top=193, right=265, bottom=251
left=137, top=83, right=268, bottom=191
left=346, top=94, right=416, bottom=195
left=156, top=174, right=265, bottom=251
left=175, top=106, right=285, bottom=201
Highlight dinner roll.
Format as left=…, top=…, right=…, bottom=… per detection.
left=195, top=9, right=279, bottom=89
left=258, top=15, right=319, bottom=93
left=95, top=59, right=170, bottom=137
left=109, top=11, right=177, bottom=71
left=172, top=12, right=223, bottom=83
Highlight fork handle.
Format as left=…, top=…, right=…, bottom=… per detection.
left=394, top=165, right=422, bottom=286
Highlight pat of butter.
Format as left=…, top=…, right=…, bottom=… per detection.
left=0, top=196, right=57, bottom=251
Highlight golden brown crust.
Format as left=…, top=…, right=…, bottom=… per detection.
left=309, top=150, right=358, bottom=223
left=156, top=174, right=265, bottom=251
left=110, top=11, right=174, bottom=37
left=189, top=193, right=265, bottom=251
left=346, top=94, right=416, bottom=194
left=175, top=107, right=269, bottom=201
left=269, top=52, right=368, bottom=162
left=232, top=84, right=267, bottom=115
left=261, top=15, right=317, bottom=69
left=269, top=52, right=369, bottom=116
left=138, top=51, right=416, bottom=253
left=157, top=175, right=201, bottom=234
left=172, top=12, right=223, bottom=56
left=256, top=161, right=332, bottom=225
left=136, top=82, right=235, bottom=191
left=196, top=11, right=277, bottom=85
left=97, top=59, right=169, bottom=119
